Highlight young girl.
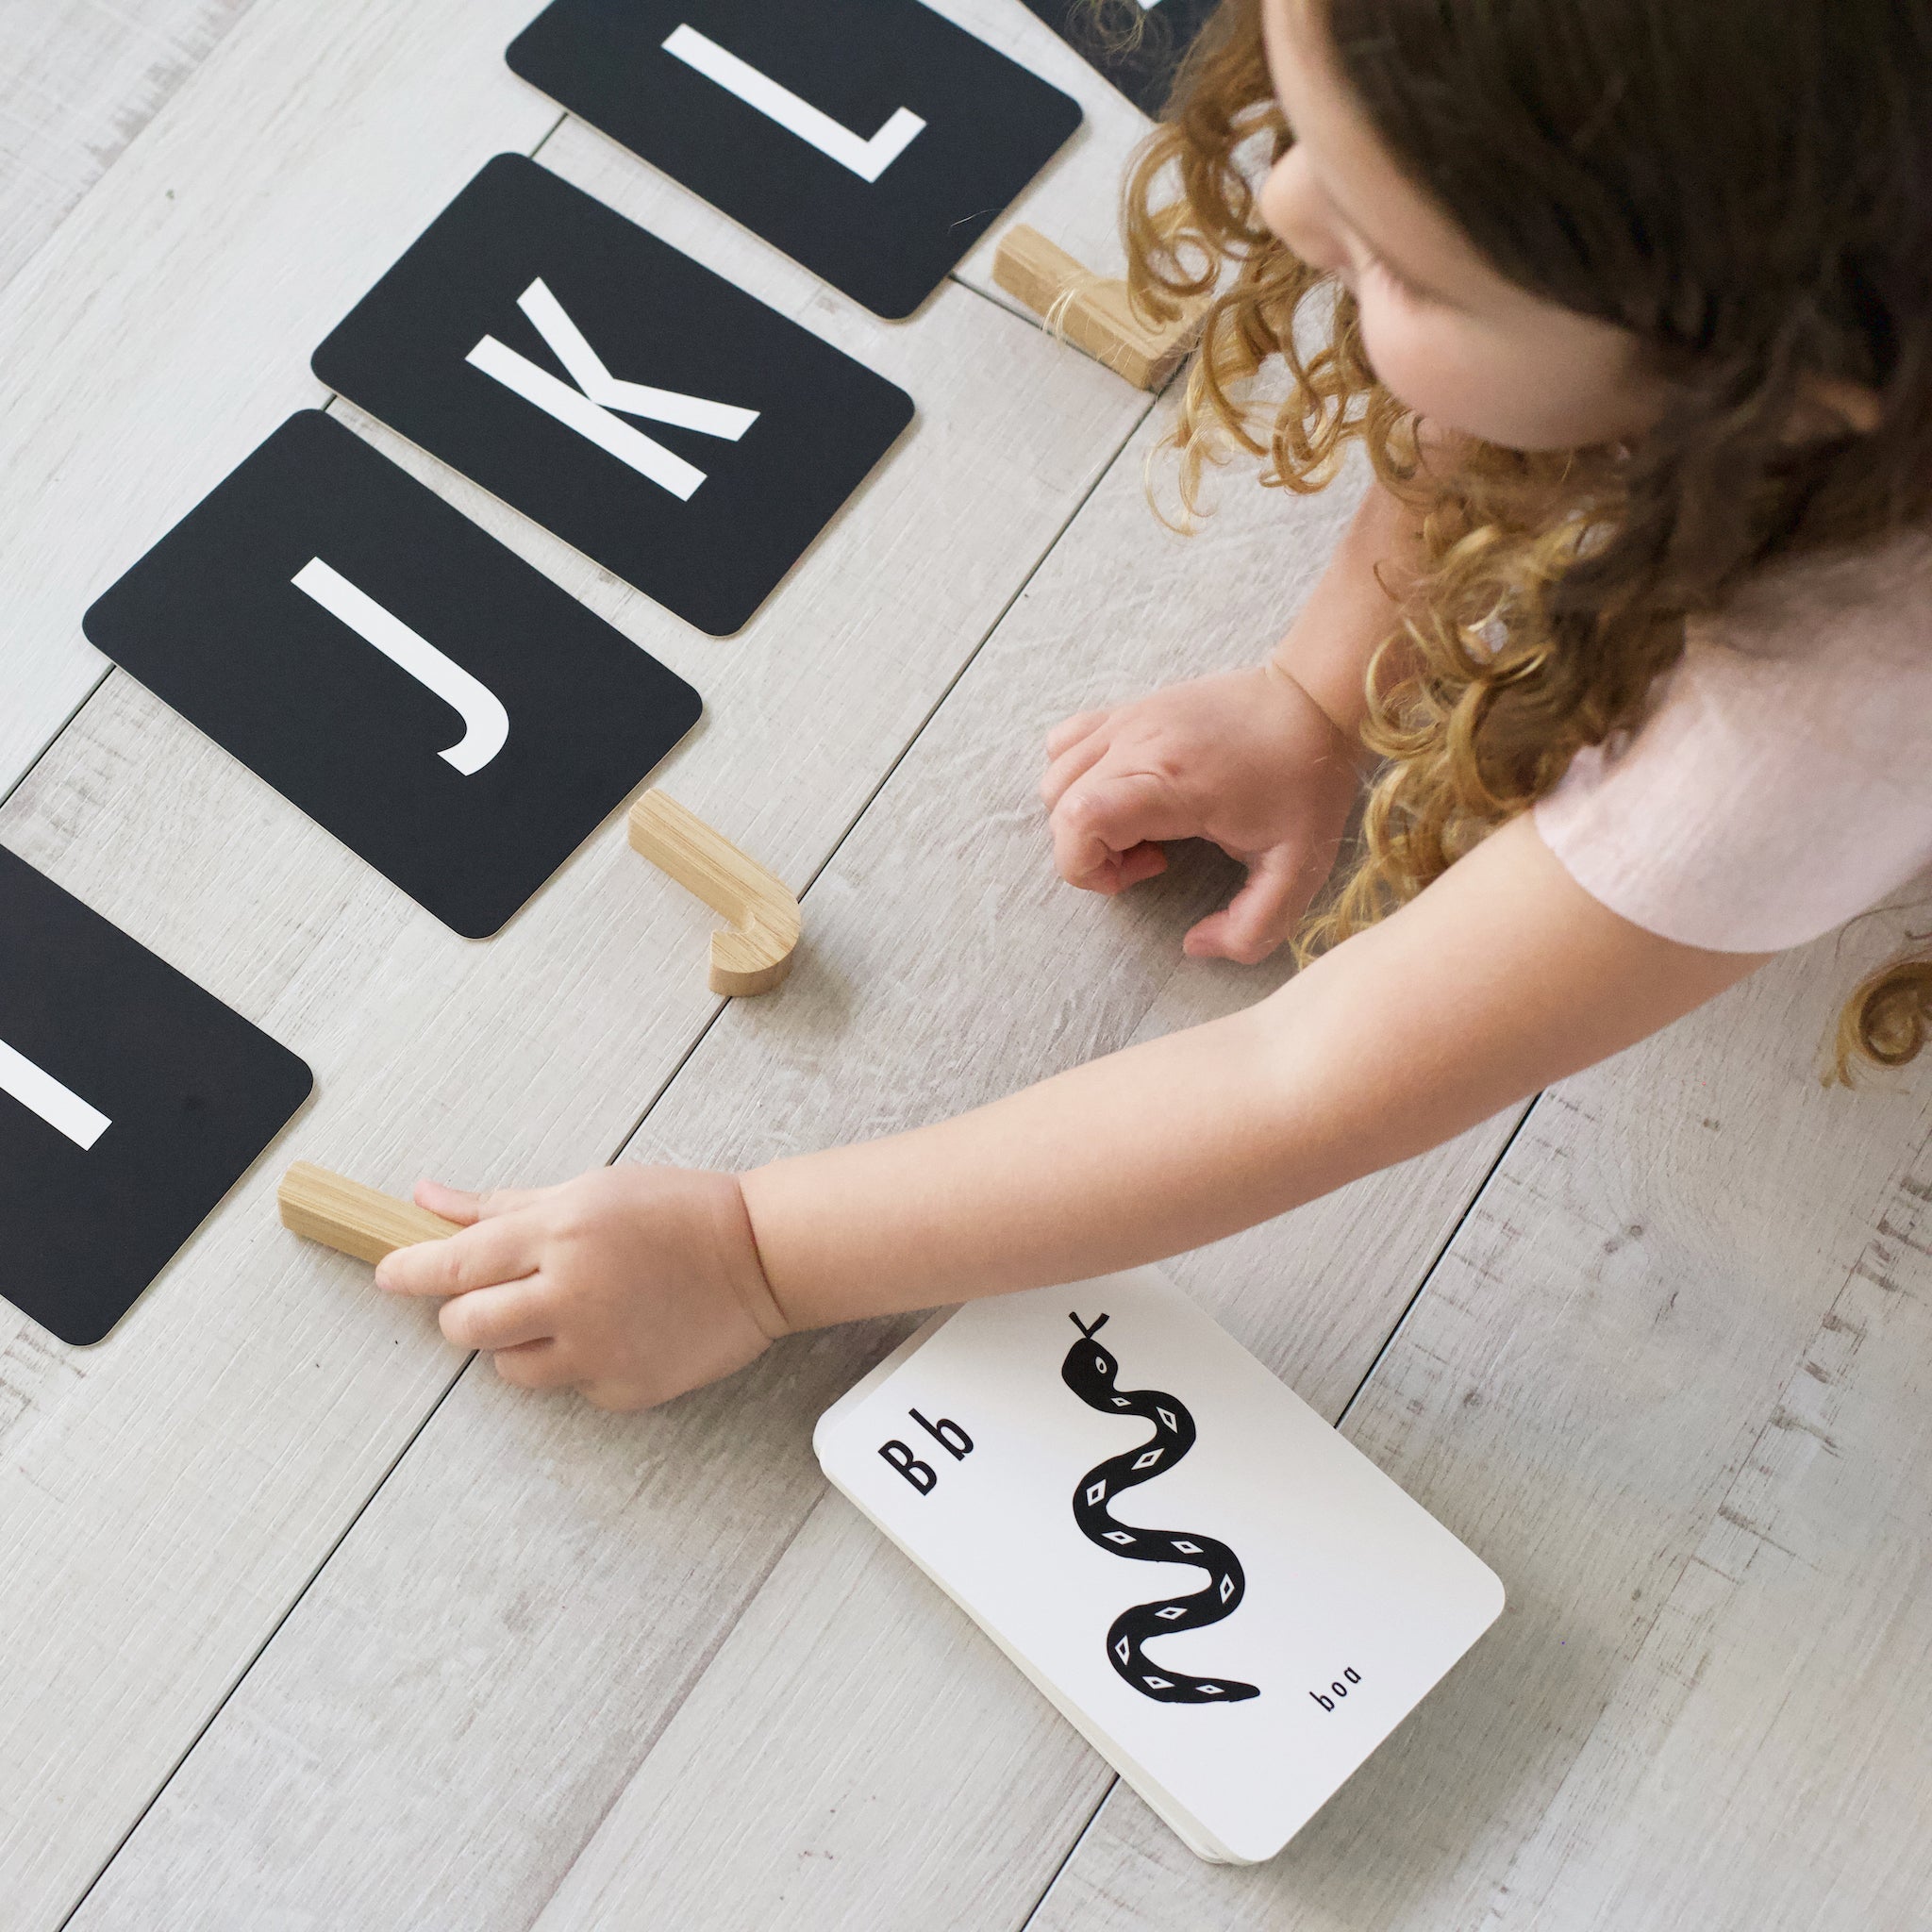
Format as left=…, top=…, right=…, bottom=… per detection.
left=378, top=0, right=1932, bottom=1410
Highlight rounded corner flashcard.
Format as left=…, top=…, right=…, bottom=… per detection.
left=815, top=1269, right=1505, bottom=1865
left=0, top=847, right=312, bottom=1348
left=308, top=155, right=915, bottom=636
left=1015, top=0, right=1219, bottom=119
left=82, top=409, right=703, bottom=941
left=504, top=0, right=1083, bottom=319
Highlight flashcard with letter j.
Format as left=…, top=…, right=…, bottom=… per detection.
left=814, top=1270, right=1504, bottom=1863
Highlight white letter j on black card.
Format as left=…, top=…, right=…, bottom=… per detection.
left=291, top=558, right=509, bottom=775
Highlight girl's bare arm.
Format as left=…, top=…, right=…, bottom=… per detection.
left=379, top=770, right=1759, bottom=1411
left=1267, top=471, right=1428, bottom=742
left=740, top=813, right=1765, bottom=1327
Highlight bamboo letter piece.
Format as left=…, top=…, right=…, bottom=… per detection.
left=991, top=225, right=1207, bottom=391
left=627, top=790, right=801, bottom=997
left=278, top=1160, right=460, bottom=1265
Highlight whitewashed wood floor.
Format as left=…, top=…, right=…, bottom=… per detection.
left=3, top=5, right=1928, bottom=1928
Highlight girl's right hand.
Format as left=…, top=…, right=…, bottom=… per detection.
left=1040, top=662, right=1365, bottom=963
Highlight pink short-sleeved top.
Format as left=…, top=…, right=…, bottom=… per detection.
left=1532, top=531, right=1932, bottom=954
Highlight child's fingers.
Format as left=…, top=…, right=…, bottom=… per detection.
left=411, top=1177, right=547, bottom=1225
left=1182, top=851, right=1307, bottom=963
left=1044, top=708, right=1108, bottom=759
left=375, top=1213, right=539, bottom=1300
left=412, top=1177, right=486, bottom=1225
left=1182, top=906, right=1286, bottom=963
left=1039, top=729, right=1111, bottom=812
left=437, top=1278, right=554, bottom=1352
left=1113, top=842, right=1171, bottom=889
left=1051, top=771, right=1192, bottom=889
left=491, top=1337, right=576, bottom=1392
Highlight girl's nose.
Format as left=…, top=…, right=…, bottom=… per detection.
left=1257, top=145, right=1347, bottom=275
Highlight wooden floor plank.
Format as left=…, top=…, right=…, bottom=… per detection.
left=533, top=1492, right=1111, bottom=1932
left=0, top=0, right=255, bottom=298
left=1018, top=928, right=1932, bottom=1928
left=1475, top=1141, right=1932, bottom=1930
left=62, top=406, right=1517, bottom=1930
left=0, top=107, right=1143, bottom=1932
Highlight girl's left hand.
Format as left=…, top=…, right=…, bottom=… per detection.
left=1041, top=664, right=1362, bottom=962
left=374, top=1166, right=788, bottom=1411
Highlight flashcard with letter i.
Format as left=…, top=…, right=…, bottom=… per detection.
left=0, top=847, right=311, bottom=1345
left=814, top=1269, right=1505, bottom=1863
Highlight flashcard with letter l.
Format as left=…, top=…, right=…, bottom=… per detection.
left=311, top=154, right=914, bottom=636
left=814, top=1270, right=1505, bottom=1864
left=0, top=847, right=312, bottom=1346
left=507, top=0, right=1082, bottom=318
left=83, top=410, right=702, bottom=939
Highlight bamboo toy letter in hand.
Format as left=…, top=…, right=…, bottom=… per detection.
left=278, top=1161, right=460, bottom=1265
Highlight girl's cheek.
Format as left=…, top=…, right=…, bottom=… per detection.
left=1357, top=301, right=1572, bottom=449
left=1353, top=299, right=1469, bottom=423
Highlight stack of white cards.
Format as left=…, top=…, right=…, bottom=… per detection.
left=814, top=1269, right=1505, bottom=1864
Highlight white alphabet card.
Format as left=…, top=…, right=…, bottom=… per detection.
left=506, top=0, right=1082, bottom=318
left=815, top=1270, right=1505, bottom=1864
left=83, top=411, right=702, bottom=939
left=1014, top=0, right=1220, bottom=118
left=0, top=848, right=311, bottom=1346
left=310, top=156, right=914, bottom=635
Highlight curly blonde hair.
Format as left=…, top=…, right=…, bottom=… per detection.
left=1119, top=0, right=1932, bottom=1076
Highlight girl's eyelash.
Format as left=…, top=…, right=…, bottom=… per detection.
left=1365, top=251, right=1430, bottom=302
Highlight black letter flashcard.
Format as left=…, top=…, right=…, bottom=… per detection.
left=505, top=0, right=1082, bottom=318
left=1013, top=0, right=1219, bottom=118
left=311, top=156, right=913, bottom=635
left=83, top=411, right=702, bottom=939
left=0, top=848, right=311, bottom=1345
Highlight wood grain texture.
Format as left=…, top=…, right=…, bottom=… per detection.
left=0, top=60, right=1143, bottom=1932
left=1020, top=924, right=1932, bottom=1930
left=627, top=791, right=801, bottom=997
left=993, top=225, right=1206, bottom=391
left=0, top=0, right=256, bottom=299
left=533, top=1491, right=1113, bottom=1932
left=62, top=407, right=1515, bottom=1932
left=1482, top=1142, right=1932, bottom=1930
left=277, top=1162, right=460, bottom=1265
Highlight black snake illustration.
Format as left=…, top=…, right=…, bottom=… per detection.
left=1061, top=1311, right=1259, bottom=1705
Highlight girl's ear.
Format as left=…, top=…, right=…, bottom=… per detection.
left=1788, top=373, right=1885, bottom=441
